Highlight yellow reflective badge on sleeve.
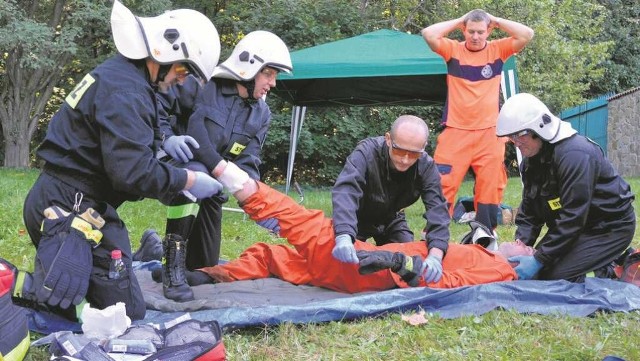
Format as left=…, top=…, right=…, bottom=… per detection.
left=229, top=142, right=246, bottom=156
left=65, top=73, right=96, bottom=109
left=548, top=197, right=562, bottom=210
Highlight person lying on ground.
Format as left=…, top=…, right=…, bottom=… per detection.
left=153, top=161, right=520, bottom=294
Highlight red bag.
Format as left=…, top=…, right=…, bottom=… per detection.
left=620, top=252, right=640, bottom=287
left=134, top=319, right=225, bottom=361
left=0, top=261, right=30, bottom=361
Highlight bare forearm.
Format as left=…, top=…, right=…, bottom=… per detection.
left=421, top=16, right=464, bottom=49
left=234, top=179, right=258, bottom=202
left=212, top=160, right=258, bottom=202
left=489, top=14, right=534, bottom=50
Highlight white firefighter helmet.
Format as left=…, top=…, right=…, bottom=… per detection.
left=497, top=93, right=576, bottom=144
left=460, top=221, right=498, bottom=251
left=110, top=0, right=220, bottom=80
left=212, top=30, right=292, bottom=81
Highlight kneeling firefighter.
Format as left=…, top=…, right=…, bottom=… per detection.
left=19, top=0, right=222, bottom=321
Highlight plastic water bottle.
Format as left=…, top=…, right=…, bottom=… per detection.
left=109, top=249, right=126, bottom=279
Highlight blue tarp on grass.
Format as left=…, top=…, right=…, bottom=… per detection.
left=25, top=266, right=640, bottom=334
left=137, top=276, right=640, bottom=331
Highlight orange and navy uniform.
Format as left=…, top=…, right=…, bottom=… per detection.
left=436, top=37, right=514, bottom=129
left=200, top=182, right=517, bottom=293
left=431, top=38, right=515, bottom=229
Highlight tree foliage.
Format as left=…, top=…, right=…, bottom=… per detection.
left=1, top=0, right=637, bottom=184
left=590, top=0, right=640, bottom=96
left=0, top=0, right=169, bottom=168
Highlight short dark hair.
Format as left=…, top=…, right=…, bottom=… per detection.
left=464, top=9, right=490, bottom=26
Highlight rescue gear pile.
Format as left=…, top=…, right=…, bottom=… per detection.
left=118, top=319, right=225, bottom=360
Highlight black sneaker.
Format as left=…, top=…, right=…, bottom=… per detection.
left=133, top=229, right=164, bottom=262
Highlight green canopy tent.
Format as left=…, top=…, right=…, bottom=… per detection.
left=271, top=29, right=519, bottom=192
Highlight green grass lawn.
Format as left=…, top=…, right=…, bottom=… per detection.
left=1, top=168, right=639, bottom=360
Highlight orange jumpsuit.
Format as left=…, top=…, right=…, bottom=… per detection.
left=432, top=37, right=515, bottom=229
left=200, top=183, right=517, bottom=293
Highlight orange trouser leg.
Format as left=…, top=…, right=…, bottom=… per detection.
left=434, top=127, right=474, bottom=215
left=200, top=242, right=313, bottom=285
left=470, top=128, right=505, bottom=229
left=435, top=127, right=507, bottom=229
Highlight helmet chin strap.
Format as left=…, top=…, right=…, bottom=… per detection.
left=239, top=80, right=258, bottom=102
left=147, top=63, right=173, bottom=92
left=152, top=64, right=174, bottom=88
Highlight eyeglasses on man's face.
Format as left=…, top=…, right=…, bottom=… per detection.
left=508, top=130, right=531, bottom=142
left=259, top=67, right=279, bottom=81
left=174, top=63, right=191, bottom=80
left=390, top=138, right=425, bottom=160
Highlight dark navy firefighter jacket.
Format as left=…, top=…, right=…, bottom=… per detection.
left=37, top=54, right=188, bottom=206
left=516, top=134, right=635, bottom=266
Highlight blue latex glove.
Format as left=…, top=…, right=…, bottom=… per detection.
left=421, top=254, right=443, bottom=283
left=189, top=171, right=223, bottom=199
left=163, top=135, right=199, bottom=163
left=508, top=255, right=543, bottom=280
left=332, top=234, right=358, bottom=264
left=256, top=218, right=280, bottom=235
left=34, top=215, right=94, bottom=309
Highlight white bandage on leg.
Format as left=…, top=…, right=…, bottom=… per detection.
left=217, top=161, right=250, bottom=193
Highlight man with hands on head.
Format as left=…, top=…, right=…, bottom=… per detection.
left=422, top=9, right=534, bottom=233
left=331, top=115, right=451, bottom=284
left=496, top=93, right=636, bottom=282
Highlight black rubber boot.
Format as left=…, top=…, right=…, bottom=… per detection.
left=133, top=229, right=164, bottom=262
left=152, top=268, right=215, bottom=286
left=162, top=234, right=194, bottom=302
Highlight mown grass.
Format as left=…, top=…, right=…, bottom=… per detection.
left=1, top=168, right=639, bottom=361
